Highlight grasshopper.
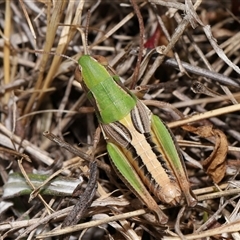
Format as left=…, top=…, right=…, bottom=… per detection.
left=75, top=55, right=197, bottom=224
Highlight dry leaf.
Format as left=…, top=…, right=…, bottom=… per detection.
left=201, top=129, right=228, bottom=183
left=183, top=125, right=227, bottom=183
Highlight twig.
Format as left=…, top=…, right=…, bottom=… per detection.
left=61, top=161, right=98, bottom=239
left=129, top=0, right=144, bottom=89
left=162, top=57, right=240, bottom=87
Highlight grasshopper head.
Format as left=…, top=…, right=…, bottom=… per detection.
left=76, top=55, right=136, bottom=124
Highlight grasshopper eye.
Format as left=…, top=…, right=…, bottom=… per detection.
left=74, top=67, right=83, bottom=83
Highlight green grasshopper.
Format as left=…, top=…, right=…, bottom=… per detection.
left=75, top=55, right=197, bottom=224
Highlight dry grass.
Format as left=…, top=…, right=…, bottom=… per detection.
left=1, top=0, right=240, bottom=239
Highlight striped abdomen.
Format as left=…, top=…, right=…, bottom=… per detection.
left=102, top=100, right=182, bottom=205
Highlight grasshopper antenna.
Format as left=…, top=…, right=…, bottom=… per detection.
left=19, top=48, right=79, bottom=65
left=85, top=9, right=91, bottom=54
left=78, top=9, right=92, bottom=55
